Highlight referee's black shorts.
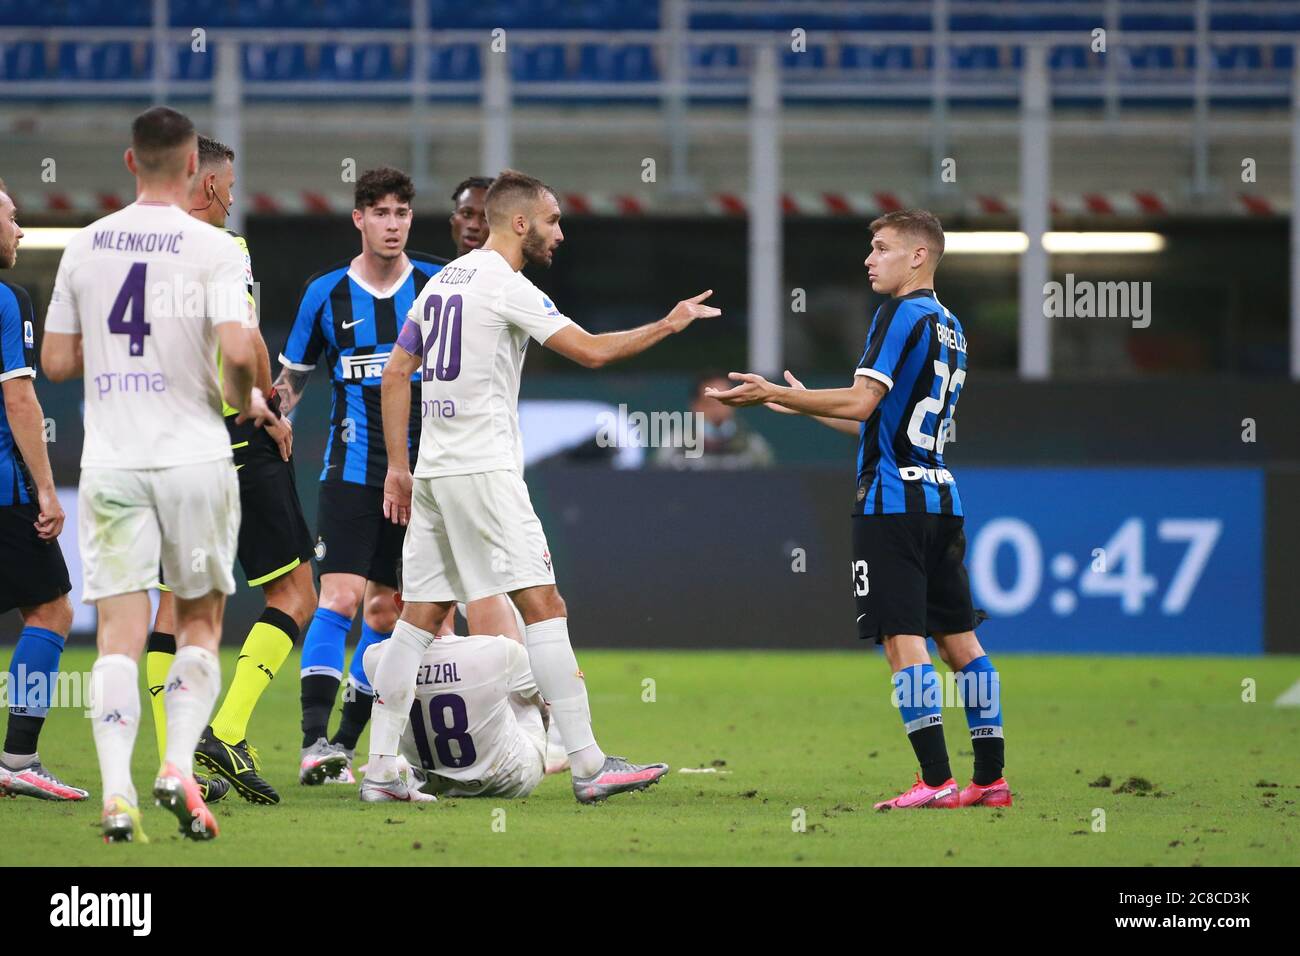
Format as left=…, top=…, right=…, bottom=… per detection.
left=852, top=512, right=984, bottom=643
left=0, top=500, right=72, bottom=613
left=231, top=430, right=314, bottom=588
left=313, top=480, right=404, bottom=590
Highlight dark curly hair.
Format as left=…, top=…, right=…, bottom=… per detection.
left=355, top=166, right=415, bottom=211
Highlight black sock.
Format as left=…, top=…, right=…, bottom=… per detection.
left=330, top=688, right=374, bottom=751
left=147, top=630, right=176, bottom=655
left=3, top=714, right=43, bottom=758
left=972, top=737, right=1005, bottom=786
left=908, top=724, right=953, bottom=787
left=301, top=674, right=340, bottom=748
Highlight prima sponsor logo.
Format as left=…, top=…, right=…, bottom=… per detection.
left=340, top=352, right=388, bottom=381
left=1043, top=274, right=1152, bottom=328
left=595, top=404, right=703, bottom=459
left=422, top=398, right=456, bottom=418
left=49, top=886, right=152, bottom=936
left=93, top=371, right=166, bottom=398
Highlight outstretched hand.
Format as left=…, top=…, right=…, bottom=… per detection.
left=704, top=371, right=774, bottom=407
left=664, top=290, right=722, bottom=332
left=763, top=370, right=806, bottom=414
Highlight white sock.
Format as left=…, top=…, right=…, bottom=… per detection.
left=163, top=646, right=221, bottom=777
left=524, top=618, right=605, bottom=777
left=368, top=620, right=434, bottom=780
left=90, top=654, right=141, bottom=807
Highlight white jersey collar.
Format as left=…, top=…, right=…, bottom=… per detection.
left=347, top=260, right=414, bottom=299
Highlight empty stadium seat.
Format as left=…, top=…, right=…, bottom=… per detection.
left=317, top=43, right=403, bottom=82
left=172, top=43, right=213, bottom=81
left=0, top=40, right=44, bottom=79
left=576, top=43, right=658, bottom=83
left=514, top=43, right=567, bottom=82
left=242, top=43, right=308, bottom=82
left=690, top=43, right=741, bottom=73
left=429, top=43, right=481, bottom=82
left=55, top=41, right=150, bottom=81
left=781, top=45, right=826, bottom=73
left=839, top=45, right=920, bottom=72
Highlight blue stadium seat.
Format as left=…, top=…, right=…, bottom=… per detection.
left=689, top=43, right=741, bottom=72
left=426, top=0, right=654, bottom=30
left=952, top=45, right=1000, bottom=71
left=513, top=43, right=567, bottom=82
left=1049, top=46, right=1094, bottom=72
left=172, top=43, right=213, bottom=81
left=575, top=43, right=658, bottom=83
left=1213, top=45, right=1263, bottom=71
left=781, top=45, right=826, bottom=73
left=55, top=41, right=149, bottom=81
left=1123, top=45, right=1183, bottom=71
left=0, top=40, right=45, bottom=79
left=429, top=43, right=481, bottom=82
left=318, top=43, right=403, bottom=82
left=242, top=43, right=308, bottom=82
left=0, top=0, right=147, bottom=26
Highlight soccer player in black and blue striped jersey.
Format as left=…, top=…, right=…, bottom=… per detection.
left=273, top=167, right=444, bottom=784
left=709, top=209, right=1010, bottom=810
left=0, top=178, right=84, bottom=802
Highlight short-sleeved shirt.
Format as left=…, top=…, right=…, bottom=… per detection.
left=364, top=633, right=544, bottom=786
left=854, top=288, right=968, bottom=516
left=0, top=279, right=37, bottom=505
left=43, top=201, right=247, bottom=470
left=279, top=253, right=444, bottom=487
left=396, top=247, right=573, bottom=478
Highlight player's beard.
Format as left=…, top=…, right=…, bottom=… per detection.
left=521, top=224, right=552, bottom=268
left=0, top=244, right=13, bottom=269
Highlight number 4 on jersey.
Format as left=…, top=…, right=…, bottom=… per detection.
left=107, top=262, right=150, bottom=357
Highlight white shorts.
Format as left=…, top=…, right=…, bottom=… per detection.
left=78, top=461, right=240, bottom=603
left=403, top=471, right=555, bottom=603
left=411, top=728, right=545, bottom=800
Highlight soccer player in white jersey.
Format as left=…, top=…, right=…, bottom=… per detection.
left=41, top=107, right=274, bottom=843
left=369, top=169, right=720, bottom=804
left=360, top=564, right=547, bottom=799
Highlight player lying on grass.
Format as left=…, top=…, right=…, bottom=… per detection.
left=357, top=565, right=548, bottom=801
left=0, top=177, right=84, bottom=802
left=145, top=134, right=316, bottom=808
left=708, top=209, right=1010, bottom=810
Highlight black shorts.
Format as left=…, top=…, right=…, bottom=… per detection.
left=314, top=480, right=404, bottom=589
left=234, top=439, right=315, bottom=588
left=852, top=512, right=984, bottom=642
left=0, top=500, right=72, bottom=613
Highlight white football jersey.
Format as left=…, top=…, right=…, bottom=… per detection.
left=402, top=247, right=572, bottom=478
left=379, top=634, right=545, bottom=788
left=44, top=201, right=247, bottom=469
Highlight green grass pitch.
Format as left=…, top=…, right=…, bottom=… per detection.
left=2, top=648, right=1297, bottom=866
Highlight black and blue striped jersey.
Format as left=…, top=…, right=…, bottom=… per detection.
left=279, top=252, right=445, bottom=487
left=0, top=279, right=37, bottom=506
left=854, top=288, right=967, bottom=516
